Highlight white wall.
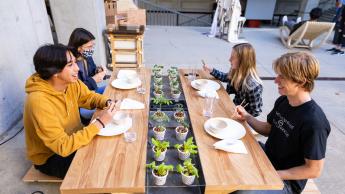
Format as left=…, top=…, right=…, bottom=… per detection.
left=245, top=0, right=277, bottom=20
left=0, top=0, right=53, bottom=135
left=300, top=0, right=320, bottom=20
left=49, top=0, right=107, bottom=66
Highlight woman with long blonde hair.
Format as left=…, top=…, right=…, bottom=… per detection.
left=203, top=43, right=263, bottom=116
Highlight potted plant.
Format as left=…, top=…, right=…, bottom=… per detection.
left=153, top=125, right=166, bottom=140
left=152, top=95, right=172, bottom=110
left=154, top=82, right=163, bottom=90
left=151, top=110, right=169, bottom=122
left=153, top=88, right=163, bottom=98
left=176, top=158, right=199, bottom=185
left=153, top=75, right=163, bottom=83
left=170, top=80, right=179, bottom=89
left=171, top=89, right=181, bottom=99
left=146, top=161, right=174, bottom=186
left=173, top=103, right=185, bottom=122
left=151, top=138, right=170, bottom=161
left=174, top=137, right=198, bottom=160
left=175, top=121, right=189, bottom=141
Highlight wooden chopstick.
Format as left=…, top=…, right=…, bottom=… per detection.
left=231, top=101, right=248, bottom=118
left=239, top=99, right=246, bottom=106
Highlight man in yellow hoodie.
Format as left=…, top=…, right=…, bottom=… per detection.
left=24, top=44, right=116, bottom=178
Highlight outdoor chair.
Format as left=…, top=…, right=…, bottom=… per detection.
left=280, top=21, right=335, bottom=49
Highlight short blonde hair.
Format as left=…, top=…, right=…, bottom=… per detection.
left=228, top=43, right=262, bottom=91
left=273, top=52, right=319, bottom=92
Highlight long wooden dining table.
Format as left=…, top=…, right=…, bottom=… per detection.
left=60, top=67, right=283, bottom=194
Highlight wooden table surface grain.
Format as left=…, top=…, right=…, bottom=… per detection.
left=60, top=68, right=151, bottom=194
left=179, top=69, right=283, bottom=194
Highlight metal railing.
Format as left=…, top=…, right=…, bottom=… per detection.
left=137, top=0, right=212, bottom=26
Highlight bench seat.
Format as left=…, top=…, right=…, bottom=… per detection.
left=22, top=166, right=62, bottom=183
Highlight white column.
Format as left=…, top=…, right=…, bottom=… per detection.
left=0, top=0, right=53, bottom=134
left=49, top=0, right=107, bottom=66
left=300, top=0, right=320, bottom=20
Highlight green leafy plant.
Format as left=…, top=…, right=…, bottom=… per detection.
left=150, top=110, right=169, bottom=122
left=146, top=161, right=174, bottom=176
left=152, top=138, right=170, bottom=158
left=152, top=95, right=172, bottom=106
left=176, top=158, right=199, bottom=177
left=174, top=137, right=198, bottom=154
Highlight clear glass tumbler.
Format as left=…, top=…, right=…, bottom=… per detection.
left=203, top=96, right=215, bottom=117
left=136, top=67, right=146, bottom=94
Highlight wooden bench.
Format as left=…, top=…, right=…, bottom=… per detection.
left=302, top=179, right=321, bottom=194
left=22, top=166, right=62, bottom=183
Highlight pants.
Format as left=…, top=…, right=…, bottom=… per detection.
left=34, top=152, right=76, bottom=179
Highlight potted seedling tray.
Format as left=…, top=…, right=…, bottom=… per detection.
left=150, top=75, right=186, bottom=101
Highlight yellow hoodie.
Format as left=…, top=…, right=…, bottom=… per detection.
left=24, top=73, right=108, bottom=165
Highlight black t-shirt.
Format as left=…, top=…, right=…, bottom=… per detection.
left=266, top=96, right=330, bottom=193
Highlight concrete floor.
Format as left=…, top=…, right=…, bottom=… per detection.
left=1, top=26, right=344, bottom=194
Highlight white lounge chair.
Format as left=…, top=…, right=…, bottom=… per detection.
left=280, top=21, right=335, bottom=49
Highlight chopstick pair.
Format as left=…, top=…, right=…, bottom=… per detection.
left=231, top=99, right=248, bottom=118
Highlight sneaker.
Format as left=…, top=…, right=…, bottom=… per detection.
left=326, top=47, right=337, bottom=52
left=296, top=17, right=302, bottom=23
left=331, top=49, right=345, bottom=55
left=282, top=15, right=288, bottom=25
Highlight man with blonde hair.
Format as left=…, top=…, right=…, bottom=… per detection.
left=234, top=52, right=330, bottom=194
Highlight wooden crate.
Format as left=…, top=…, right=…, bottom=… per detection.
left=108, top=33, right=143, bottom=68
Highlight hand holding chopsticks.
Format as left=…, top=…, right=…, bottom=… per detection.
left=231, top=99, right=249, bottom=120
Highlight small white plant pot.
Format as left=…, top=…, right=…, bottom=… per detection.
left=174, top=112, right=185, bottom=122
left=152, top=146, right=167, bottom=162
left=175, top=126, right=188, bottom=141
left=181, top=173, right=196, bottom=185
left=153, top=91, right=163, bottom=98
left=152, top=169, right=168, bottom=186
left=153, top=127, right=166, bottom=141
left=177, top=148, right=190, bottom=161
left=171, top=91, right=181, bottom=99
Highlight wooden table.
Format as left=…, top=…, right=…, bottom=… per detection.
left=60, top=67, right=283, bottom=194
left=60, top=68, right=151, bottom=194
left=179, top=69, right=283, bottom=193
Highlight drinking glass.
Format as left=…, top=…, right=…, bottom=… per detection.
left=188, top=65, right=196, bottom=81
left=123, top=112, right=137, bottom=142
left=136, top=67, right=146, bottom=94
left=203, top=96, right=215, bottom=117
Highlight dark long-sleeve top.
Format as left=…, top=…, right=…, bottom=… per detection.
left=76, top=57, right=98, bottom=91
left=210, top=68, right=263, bottom=117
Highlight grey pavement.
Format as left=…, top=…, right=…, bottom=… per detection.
left=1, top=25, right=344, bottom=194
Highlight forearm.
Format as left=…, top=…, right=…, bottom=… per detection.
left=210, top=69, right=230, bottom=82
left=278, top=164, right=322, bottom=180
left=246, top=115, right=271, bottom=136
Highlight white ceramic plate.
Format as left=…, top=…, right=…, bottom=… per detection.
left=191, top=79, right=220, bottom=91
left=111, top=79, right=141, bottom=89
left=98, top=118, right=132, bottom=136
left=204, top=117, right=246, bottom=140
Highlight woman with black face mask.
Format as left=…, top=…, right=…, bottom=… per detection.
left=68, top=28, right=106, bottom=93
left=68, top=28, right=107, bottom=122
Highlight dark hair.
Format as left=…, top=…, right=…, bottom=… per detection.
left=68, top=28, right=95, bottom=57
left=309, top=8, right=322, bottom=20
left=33, top=44, right=72, bottom=80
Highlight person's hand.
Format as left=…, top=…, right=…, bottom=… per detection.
left=202, top=62, right=213, bottom=74
left=92, top=71, right=106, bottom=83
left=232, top=105, right=250, bottom=121
left=97, top=103, right=117, bottom=126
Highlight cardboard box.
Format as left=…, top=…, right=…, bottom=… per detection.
left=104, top=0, right=117, bottom=16
left=117, top=9, right=146, bottom=26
